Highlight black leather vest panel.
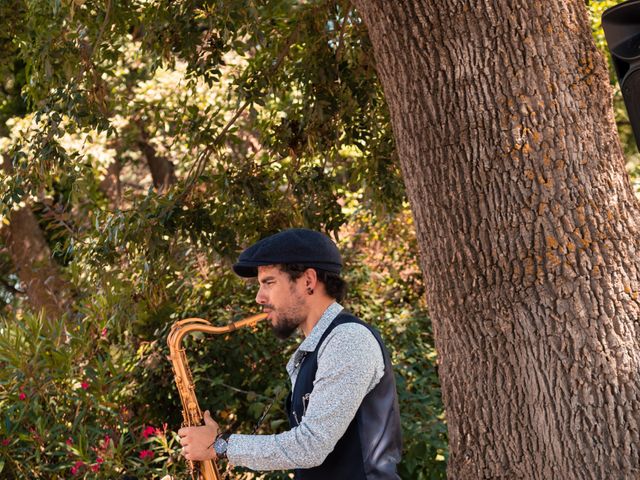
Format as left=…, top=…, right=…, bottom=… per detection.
left=285, top=312, right=402, bottom=480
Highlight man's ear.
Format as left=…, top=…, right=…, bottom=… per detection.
left=303, top=268, right=318, bottom=288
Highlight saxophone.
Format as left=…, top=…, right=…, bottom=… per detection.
left=167, top=312, right=268, bottom=480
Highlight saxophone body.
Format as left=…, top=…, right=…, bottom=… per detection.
left=167, top=313, right=268, bottom=480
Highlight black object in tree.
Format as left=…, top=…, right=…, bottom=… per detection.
left=603, top=0, right=640, bottom=150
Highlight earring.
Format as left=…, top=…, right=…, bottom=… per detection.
left=307, top=288, right=314, bottom=295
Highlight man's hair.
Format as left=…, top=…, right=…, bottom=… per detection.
left=279, top=264, right=347, bottom=302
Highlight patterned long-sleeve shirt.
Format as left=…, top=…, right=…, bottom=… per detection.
left=227, top=302, right=385, bottom=470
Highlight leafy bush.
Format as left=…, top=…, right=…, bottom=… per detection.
left=0, top=209, right=447, bottom=479
left=0, top=311, right=180, bottom=479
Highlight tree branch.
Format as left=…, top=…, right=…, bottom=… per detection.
left=91, top=0, right=112, bottom=60
left=334, top=3, right=352, bottom=69
left=179, top=18, right=305, bottom=201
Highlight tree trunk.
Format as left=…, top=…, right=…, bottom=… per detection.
left=352, top=1, right=640, bottom=478
left=99, top=157, right=122, bottom=208
left=134, top=119, right=177, bottom=191
left=1, top=158, right=71, bottom=319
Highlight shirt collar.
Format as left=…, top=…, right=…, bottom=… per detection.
left=297, top=302, right=344, bottom=352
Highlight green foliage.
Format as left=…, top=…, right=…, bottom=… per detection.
left=1, top=1, right=639, bottom=479
left=0, top=209, right=446, bottom=479
left=0, top=311, right=181, bottom=479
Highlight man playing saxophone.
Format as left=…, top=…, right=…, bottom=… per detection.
left=178, top=228, right=402, bottom=480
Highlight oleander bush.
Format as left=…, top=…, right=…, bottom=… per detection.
left=0, top=311, right=180, bottom=479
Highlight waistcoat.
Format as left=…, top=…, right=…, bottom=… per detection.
left=285, top=311, right=402, bottom=480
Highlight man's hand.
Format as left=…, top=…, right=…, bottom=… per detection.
left=178, top=410, right=220, bottom=461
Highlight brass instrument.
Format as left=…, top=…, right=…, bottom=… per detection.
left=167, top=313, right=268, bottom=480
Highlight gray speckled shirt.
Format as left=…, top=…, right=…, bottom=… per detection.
left=227, top=302, right=385, bottom=471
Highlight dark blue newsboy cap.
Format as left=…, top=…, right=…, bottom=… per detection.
left=233, top=228, right=342, bottom=278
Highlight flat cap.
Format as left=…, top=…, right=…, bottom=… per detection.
left=233, top=228, right=342, bottom=278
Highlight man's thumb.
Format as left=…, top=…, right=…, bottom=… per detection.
left=203, top=410, right=215, bottom=426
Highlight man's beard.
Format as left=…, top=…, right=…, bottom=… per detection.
left=265, top=283, right=307, bottom=340
left=268, top=294, right=306, bottom=339
left=271, top=314, right=304, bottom=339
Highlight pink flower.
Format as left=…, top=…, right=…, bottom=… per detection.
left=19, top=392, right=26, bottom=400
left=80, top=381, right=89, bottom=390
left=96, top=457, right=104, bottom=464
left=66, top=437, right=73, bottom=446
left=71, top=460, right=85, bottom=475
left=1, top=439, right=10, bottom=446
left=139, top=449, right=154, bottom=460
left=90, top=464, right=100, bottom=472
left=100, top=327, right=108, bottom=338
left=142, top=425, right=156, bottom=439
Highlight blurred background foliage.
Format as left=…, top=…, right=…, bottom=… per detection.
left=0, top=0, right=636, bottom=478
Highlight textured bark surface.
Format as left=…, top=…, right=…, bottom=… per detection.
left=1, top=207, right=70, bottom=319
left=1, top=158, right=70, bottom=319
left=99, top=157, right=122, bottom=207
left=353, top=1, right=640, bottom=478
left=135, top=120, right=177, bottom=191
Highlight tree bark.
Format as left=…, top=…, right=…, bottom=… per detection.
left=352, top=1, right=640, bottom=478
left=99, top=157, right=122, bottom=208
left=1, top=207, right=71, bottom=319
left=1, top=159, right=71, bottom=319
left=0, top=157, right=70, bottom=319
left=134, top=119, right=177, bottom=191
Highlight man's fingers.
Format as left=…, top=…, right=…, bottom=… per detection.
left=176, top=423, right=217, bottom=462
left=203, top=410, right=215, bottom=426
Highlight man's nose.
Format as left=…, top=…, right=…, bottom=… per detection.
left=255, top=287, right=267, bottom=305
